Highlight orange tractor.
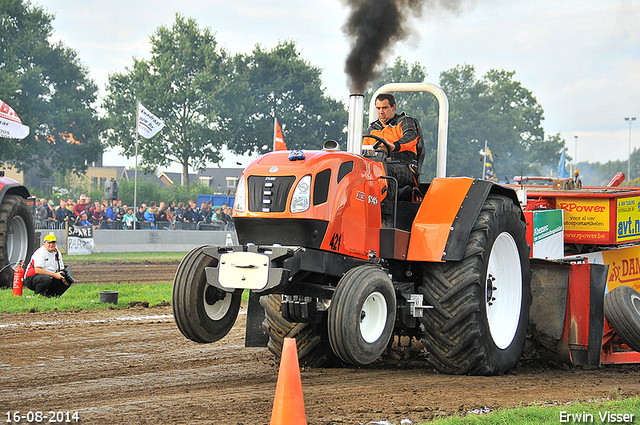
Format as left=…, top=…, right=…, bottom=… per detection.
left=173, top=83, right=639, bottom=374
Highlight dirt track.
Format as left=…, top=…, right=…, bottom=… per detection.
left=2, top=262, right=640, bottom=424
left=67, top=260, right=180, bottom=283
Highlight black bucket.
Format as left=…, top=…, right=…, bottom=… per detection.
left=98, top=291, right=119, bottom=305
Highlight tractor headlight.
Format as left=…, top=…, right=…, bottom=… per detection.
left=290, top=175, right=311, bottom=213
left=234, top=175, right=246, bottom=212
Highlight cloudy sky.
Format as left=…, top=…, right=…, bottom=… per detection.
left=39, top=0, right=640, bottom=173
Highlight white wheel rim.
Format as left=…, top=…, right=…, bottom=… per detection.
left=7, top=215, right=28, bottom=266
left=360, top=291, right=388, bottom=343
left=203, top=288, right=232, bottom=321
left=486, top=232, right=522, bottom=349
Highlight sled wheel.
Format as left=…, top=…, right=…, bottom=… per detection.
left=0, top=195, right=35, bottom=288
left=604, top=285, right=640, bottom=352
left=172, top=246, right=241, bottom=343
left=260, top=294, right=337, bottom=367
left=328, top=265, right=396, bottom=366
left=419, top=194, right=531, bottom=375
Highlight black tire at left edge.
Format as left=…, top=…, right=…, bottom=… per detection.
left=0, top=195, right=35, bottom=288
left=172, top=246, right=241, bottom=343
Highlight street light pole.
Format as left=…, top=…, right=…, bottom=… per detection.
left=574, top=135, right=578, bottom=174
left=627, top=117, right=637, bottom=180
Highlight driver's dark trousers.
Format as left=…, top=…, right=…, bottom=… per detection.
left=382, top=163, right=416, bottom=224
left=24, top=274, right=69, bottom=297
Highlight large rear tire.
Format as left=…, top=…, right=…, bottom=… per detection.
left=328, top=265, right=396, bottom=366
left=260, top=294, right=337, bottom=367
left=419, top=195, right=531, bottom=375
left=604, top=285, right=640, bottom=352
left=172, top=246, right=241, bottom=343
left=0, top=195, right=35, bottom=288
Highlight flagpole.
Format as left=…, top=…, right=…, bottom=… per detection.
left=483, top=140, right=487, bottom=179
left=134, top=100, right=139, bottom=225
left=273, top=117, right=277, bottom=152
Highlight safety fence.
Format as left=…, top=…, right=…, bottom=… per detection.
left=34, top=220, right=234, bottom=230
left=34, top=219, right=233, bottom=231
left=38, top=226, right=238, bottom=254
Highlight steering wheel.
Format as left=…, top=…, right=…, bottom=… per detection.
left=362, top=134, right=394, bottom=157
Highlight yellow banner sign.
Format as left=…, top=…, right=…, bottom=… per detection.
left=616, top=196, right=640, bottom=242
left=602, top=245, right=640, bottom=292
left=556, top=198, right=609, bottom=241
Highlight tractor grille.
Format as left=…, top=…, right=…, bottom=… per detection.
left=235, top=218, right=329, bottom=248
left=247, top=175, right=296, bottom=212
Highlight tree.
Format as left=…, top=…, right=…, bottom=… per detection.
left=530, top=132, right=566, bottom=177
left=367, top=60, right=558, bottom=180
left=103, top=14, right=229, bottom=185
left=0, top=0, right=102, bottom=176
left=221, top=41, right=347, bottom=155
left=439, top=65, right=548, bottom=179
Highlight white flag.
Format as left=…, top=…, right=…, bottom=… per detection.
left=0, top=99, right=30, bottom=140
left=137, top=102, right=165, bottom=139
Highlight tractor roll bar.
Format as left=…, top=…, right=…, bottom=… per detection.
left=367, top=83, right=449, bottom=178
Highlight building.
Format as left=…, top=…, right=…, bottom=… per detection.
left=0, top=164, right=24, bottom=183
left=158, top=168, right=242, bottom=192
left=3, top=155, right=243, bottom=195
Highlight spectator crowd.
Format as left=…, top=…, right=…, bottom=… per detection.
left=34, top=195, right=235, bottom=231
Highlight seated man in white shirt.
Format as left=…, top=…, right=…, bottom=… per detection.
left=23, top=234, right=71, bottom=297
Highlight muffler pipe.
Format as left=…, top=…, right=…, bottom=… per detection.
left=347, top=93, right=364, bottom=154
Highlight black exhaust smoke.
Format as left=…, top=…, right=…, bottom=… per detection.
left=342, top=0, right=426, bottom=94
left=343, top=0, right=466, bottom=93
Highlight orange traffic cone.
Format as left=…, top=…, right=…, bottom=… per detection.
left=270, top=337, right=307, bottom=425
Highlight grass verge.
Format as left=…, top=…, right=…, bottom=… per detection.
left=427, top=396, right=639, bottom=424
left=0, top=282, right=173, bottom=313
left=1, top=284, right=250, bottom=313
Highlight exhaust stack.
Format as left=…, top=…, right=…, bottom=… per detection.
left=346, top=93, right=364, bottom=154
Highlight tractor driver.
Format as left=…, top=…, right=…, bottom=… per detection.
left=365, top=93, right=420, bottom=224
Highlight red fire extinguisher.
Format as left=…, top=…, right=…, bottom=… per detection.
left=13, top=261, right=25, bottom=296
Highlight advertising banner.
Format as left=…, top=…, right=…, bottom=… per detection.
left=0, top=99, right=30, bottom=140
left=556, top=197, right=609, bottom=243
left=137, top=102, right=165, bottom=139
left=581, top=245, right=640, bottom=293
left=531, top=209, right=564, bottom=259
left=616, top=196, right=640, bottom=242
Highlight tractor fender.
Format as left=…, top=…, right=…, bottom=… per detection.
left=407, top=178, right=522, bottom=262
left=0, top=176, right=30, bottom=205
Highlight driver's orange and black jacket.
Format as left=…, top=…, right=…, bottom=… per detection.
left=365, top=112, right=419, bottom=172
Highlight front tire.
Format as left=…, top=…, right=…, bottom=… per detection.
left=419, top=195, right=531, bottom=375
left=328, top=265, right=396, bottom=366
left=0, top=195, right=35, bottom=288
left=172, top=246, right=241, bottom=343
